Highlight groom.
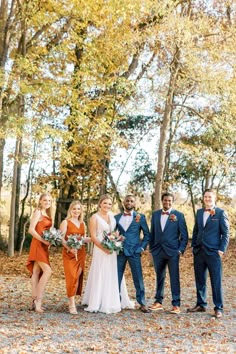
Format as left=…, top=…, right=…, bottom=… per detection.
left=115, top=194, right=150, bottom=313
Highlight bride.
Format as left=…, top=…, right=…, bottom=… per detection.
left=82, top=194, right=134, bottom=313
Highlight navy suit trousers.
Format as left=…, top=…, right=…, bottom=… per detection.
left=117, top=253, right=145, bottom=306
left=152, top=249, right=180, bottom=307
left=193, top=248, right=223, bottom=311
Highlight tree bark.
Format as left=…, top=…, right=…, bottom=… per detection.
left=154, top=47, right=180, bottom=210
left=8, top=138, right=21, bottom=256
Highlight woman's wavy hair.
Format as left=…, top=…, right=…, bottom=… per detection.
left=37, top=193, right=52, bottom=218
left=66, top=200, right=84, bottom=222
left=98, top=194, right=112, bottom=209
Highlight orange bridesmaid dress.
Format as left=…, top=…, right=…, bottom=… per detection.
left=26, top=215, right=52, bottom=275
left=62, top=220, right=86, bottom=297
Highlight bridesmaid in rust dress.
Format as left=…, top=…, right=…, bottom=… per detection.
left=60, top=200, right=90, bottom=315
left=26, top=193, right=53, bottom=313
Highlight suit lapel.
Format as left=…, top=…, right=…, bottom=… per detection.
left=163, top=210, right=174, bottom=231
left=199, top=209, right=204, bottom=228
left=126, top=211, right=136, bottom=231
left=116, top=213, right=125, bottom=232
left=156, top=210, right=162, bottom=231
left=204, top=207, right=216, bottom=227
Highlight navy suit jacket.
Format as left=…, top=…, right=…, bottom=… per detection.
left=150, top=209, right=189, bottom=257
left=191, top=207, right=230, bottom=255
left=115, top=212, right=150, bottom=256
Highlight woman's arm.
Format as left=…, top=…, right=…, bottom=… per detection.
left=28, top=209, right=49, bottom=246
left=60, top=219, right=69, bottom=248
left=89, top=215, right=111, bottom=254
left=82, top=221, right=91, bottom=243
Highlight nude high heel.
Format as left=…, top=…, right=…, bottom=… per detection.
left=34, top=298, right=44, bottom=313
left=69, top=305, right=78, bottom=315
left=31, top=298, right=36, bottom=311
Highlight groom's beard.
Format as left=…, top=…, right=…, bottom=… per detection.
left=125, top=207, right=134, bottom=212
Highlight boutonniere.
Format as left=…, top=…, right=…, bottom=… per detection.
left=205, top=209, right=216, bottom=216
left=135, top=213, right=141, bottom=222
left=169, top=214, right=177, bottom=222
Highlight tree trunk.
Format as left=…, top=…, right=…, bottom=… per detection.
left=16, top=140, right=36, bottom=250
left=154, top=47, right=180, bottom=210
left=188, top=182, right=196, bottom=218
left=14, top=137, right=22, bottom=248
left=8, top=138, right=21, bottom=256
left=107, top=168, right=123, bottom=211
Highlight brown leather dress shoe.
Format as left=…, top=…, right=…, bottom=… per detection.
left=140, top=305, right=151, bottom=313
left=214, top=310, right=223, bottom=318
left=187, top=305, right=207, bottom=313
left=170, top=306, right=181, bottom=314
left=149, top=302, right=163, bottom=311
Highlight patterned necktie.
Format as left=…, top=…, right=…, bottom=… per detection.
left=161, top=211, right=169, bottom=215
left=123, top=212, right=131, bottom=216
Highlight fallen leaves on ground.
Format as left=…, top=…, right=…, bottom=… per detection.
left=0, top=241, right=236, bottom=353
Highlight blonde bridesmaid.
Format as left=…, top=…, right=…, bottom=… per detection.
left=60, top=200, right=88, bottom=314
left=26, top=193, right=53, bottom=313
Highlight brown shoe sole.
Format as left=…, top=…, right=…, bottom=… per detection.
left=149, top=306, right=163, bottom=311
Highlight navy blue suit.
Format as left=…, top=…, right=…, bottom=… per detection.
left=115, top=212, right=150, bottom=306
left=191, top=207, right=230, bottom=311
left=150, top=209, right=188, bottom=306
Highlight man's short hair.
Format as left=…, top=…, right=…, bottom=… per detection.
left=124, top=194, right=135, bottom=201
left=203, top=189, right=216, bottom=196
left=161, top=192, right=175, bottom=201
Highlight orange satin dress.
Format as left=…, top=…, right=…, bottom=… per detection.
left=26, top=215, right=52, bottom=275
left=62, top=220, right=86, bottom=297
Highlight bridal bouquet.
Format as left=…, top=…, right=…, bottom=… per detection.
left=66, top=234, right=87, bottom=260
left=102, top=231, right=125, bottom=255
left=42, top=227, right=63, bottom=247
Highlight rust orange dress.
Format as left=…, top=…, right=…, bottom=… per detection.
left=26, top=214, right=52, bottom=275
left=62, top=220, right=86, bottom=297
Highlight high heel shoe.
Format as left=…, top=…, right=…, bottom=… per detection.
left=30, top=298, right=36, bottom=311
left=69, top=305, right=78, bottom=315
left=34, top=298, right=44, bottom=313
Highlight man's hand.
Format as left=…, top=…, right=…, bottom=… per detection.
left=218, top=250, right=224, bottom=257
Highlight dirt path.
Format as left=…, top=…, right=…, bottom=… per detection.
left=0, top=244, right=236, bottom=353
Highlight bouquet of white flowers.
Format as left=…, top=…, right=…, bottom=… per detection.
left=102, top=231, right=125, bottom=255
left=42, top=227, right=63, bottom=247
left=66, top=234, right=87, bottom=260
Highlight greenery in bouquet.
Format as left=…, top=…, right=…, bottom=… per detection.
left=42, top=228, right=63, bottom=246
left=102, top=231, right=125, bottom=254
left=66, top=234, right=85, bottom=260
left=66, top=234, right=84, bottom=250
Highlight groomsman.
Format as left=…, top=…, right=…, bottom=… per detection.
left=187, top=189, right=230, bottom=318
left=115, top=194, right=150, bottom=313
left=149, top=193, right=188, bottom=314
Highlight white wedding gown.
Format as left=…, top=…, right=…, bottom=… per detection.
left=82, top=213, right=134, bottom=314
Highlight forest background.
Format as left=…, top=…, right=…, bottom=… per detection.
left=0, top=0, right=235, bottom=257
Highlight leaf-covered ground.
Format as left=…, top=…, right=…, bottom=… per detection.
left=0, top=241, right=236, bottom=353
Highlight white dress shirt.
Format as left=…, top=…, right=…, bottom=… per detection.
left=203, top=206, right=215, bottom=227
left=161, top=208, right=172, bottom=231
left=119, top=210, right=133, bottom=232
